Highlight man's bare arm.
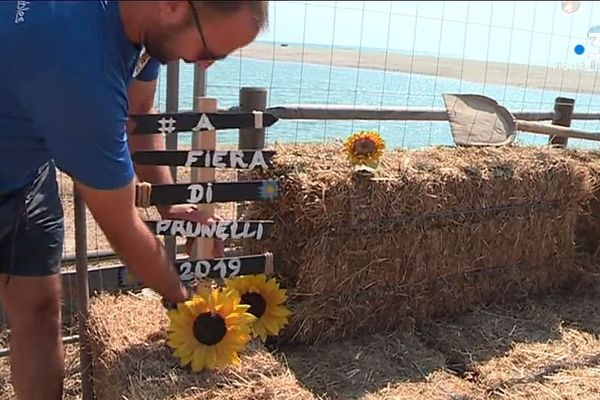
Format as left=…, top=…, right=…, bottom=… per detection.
left=75, top=178, right=188, bottom=303
left=126, top=78, right=175, bottom=187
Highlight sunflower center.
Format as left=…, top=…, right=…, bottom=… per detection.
left=353, top=138, right=376, bottom=156
left=192, top=312, right=227, bottom=346
left=241, top=292, right=267, bottom=318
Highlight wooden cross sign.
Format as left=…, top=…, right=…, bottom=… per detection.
left=126, top=96, right=281, bottom=289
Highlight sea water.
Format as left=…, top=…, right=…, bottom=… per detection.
left=152, top=55, right=600, bottom=151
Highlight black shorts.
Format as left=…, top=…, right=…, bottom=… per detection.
left=0, top=161, right=64, bottom=277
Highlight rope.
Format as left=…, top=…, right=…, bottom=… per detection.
left=136, top=182, right=152, bottom=208
left=342, top=201, right=560, bottom=236
left=264, top=252, right=274, bottom=276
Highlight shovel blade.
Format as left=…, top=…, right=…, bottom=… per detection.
left=442, top=93, right=517, bottom=146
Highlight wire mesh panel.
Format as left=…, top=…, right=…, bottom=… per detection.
left=5, top=2, right=600, bottom=399
left=150, top=1, right=600, bottom=151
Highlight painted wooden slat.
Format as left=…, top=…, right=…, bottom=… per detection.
left=145, top=219, right=274, bottom=240
left=131, top=149, right=275, bottom=169
left=175, top=254, right=269, bottom=282
left=118, top=254, right=272, bottom=286
left=138, top=180, right=280, bottom=206
left=128, top=111, right=278, bottom=135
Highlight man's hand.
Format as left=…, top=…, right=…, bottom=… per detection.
left=75, top=179, right=189, bottom=304
left=161, top=284, right=194, bottom=310
left=159, top=204, right=225, bottom=259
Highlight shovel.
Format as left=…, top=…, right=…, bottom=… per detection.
left=442, top=93, right=600, bottom=146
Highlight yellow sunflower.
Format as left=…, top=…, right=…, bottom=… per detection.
left=224, top=274, right=291, bottom=342
left=343, top=130, right=385, bottom=167
left=166, top=287, right=256, bottom=372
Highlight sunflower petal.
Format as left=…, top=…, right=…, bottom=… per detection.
left=262, top=316, right=281, bottom=335
left=269, top=305, right=292, bottom=317
left=205, top=346, right=218, bottom=369
left=191, top=346, right=206, bottom=372
left=225, top=311, right=255, bottom=327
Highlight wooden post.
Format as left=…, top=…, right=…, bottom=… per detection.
left=191, top=97, right=217, bottom=260
left=193, top=64, right=207, bottom=99
left=74, top=185, right=94, bottom=400
left=238, top=87, right=267, bottom=150
left=237, top=88, right=267, bottom=220
left=165, top=61, right=179, bottom=262
left=549, top=97, right=575, bottom=147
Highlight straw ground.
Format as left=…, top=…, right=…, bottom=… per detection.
left=3, top=278, right=599, bottom=399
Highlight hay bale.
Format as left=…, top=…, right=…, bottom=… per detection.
left=86, top=292, right=313, bottom=400
left=241, top=143, right=594, bottom=343
left=568, top=150, right=600, bottom=255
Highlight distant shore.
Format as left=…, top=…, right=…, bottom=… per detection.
left=234, top=42, right=600, bottom=95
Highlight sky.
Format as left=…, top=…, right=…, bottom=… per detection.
left=255, top=1, right=600, bottom=68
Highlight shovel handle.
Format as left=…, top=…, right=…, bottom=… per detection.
left=516, top=120, right=600, bottom=143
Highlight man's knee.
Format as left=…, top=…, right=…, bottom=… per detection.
left=10, top=300, right=61, bottom=335
left=1, top=275, right=62, bottom=334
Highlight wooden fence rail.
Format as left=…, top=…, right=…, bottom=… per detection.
left=256, top=104, right=600, bottom=122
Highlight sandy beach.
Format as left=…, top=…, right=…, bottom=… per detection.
left=235, top=42, right=600, bottom=95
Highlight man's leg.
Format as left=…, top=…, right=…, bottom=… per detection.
left=0, top=160, right=65, bottom=400
left=0, top=274, right=64, bottom=400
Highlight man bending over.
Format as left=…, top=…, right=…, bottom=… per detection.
left=0, top=2, right=268, bottom=399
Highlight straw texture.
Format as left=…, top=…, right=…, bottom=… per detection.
left=86, top=292, right=313, bottom=400
left=241, top=143, right=594, bottom=343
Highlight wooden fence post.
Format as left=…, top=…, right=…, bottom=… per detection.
left=549, top=97, right=575, bottom=147
left=74, top=185, right=94, bottom=400
left=237, top=88, right=267, bottom=220
left=238, top=87, right=267, bottom=150
left=164, top=61, right=180, bottom=262
left=191, top=97, right=217, bottom=260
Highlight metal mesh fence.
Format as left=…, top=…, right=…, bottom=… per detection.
left=5, top=0, right=600, bottom=338
left=152, top=1, right=600, bottom=151
left=3, top=2, right=600, bottom=399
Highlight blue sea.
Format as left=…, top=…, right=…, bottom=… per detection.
left=152, top=52, right=600, bottom=151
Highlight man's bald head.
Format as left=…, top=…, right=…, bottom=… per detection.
left=196, top=1, right=269, bottom=31
left=121, top=1, right=268, bottom=66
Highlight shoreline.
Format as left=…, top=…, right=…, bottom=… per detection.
left=234, top=42, right=600, bottom=95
